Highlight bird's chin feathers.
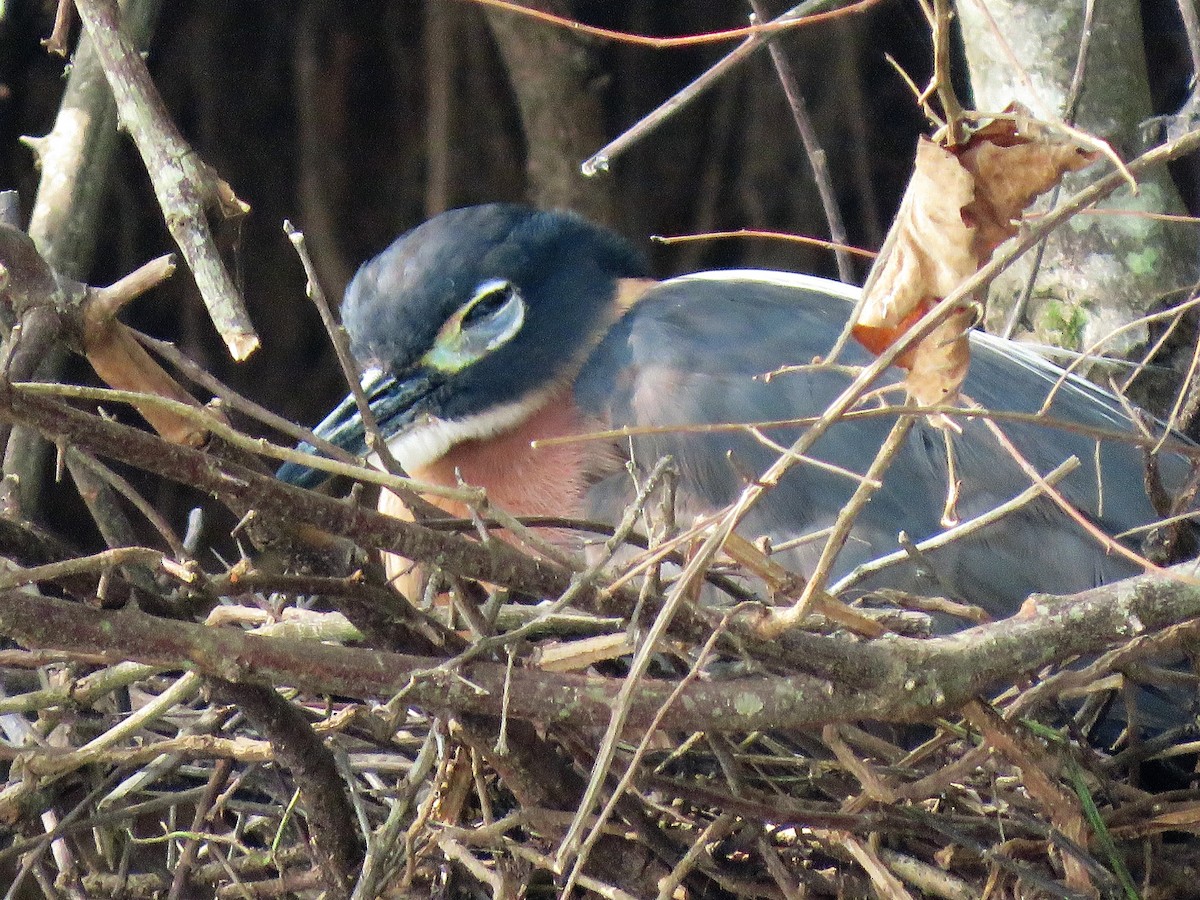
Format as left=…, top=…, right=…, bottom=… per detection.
left=380, top=392, right=550, bottom=474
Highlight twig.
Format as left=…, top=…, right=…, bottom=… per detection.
left=962, top=701, right=1095, bottom=895
left=759, top=835, right=811, bottom=900
left=0, top=660, right=158, bottom=717
left=15, top=0, right=164, bottom=519
left=72, top=0, right=256, bottom=360
left=351, top=727, right=441, bottom=899
left=505, top=841, right=639, bottom=900
left=26, top=0, right=160, bottom=278
left=930, top=0, right=965, bottom=145
left=838, top=831, right=918, bottom=899
left=131, top=328, right=358, bottom=465
left=470, top=499, right=584, bottom=571
left=1007, top=617, right=1200, bottom=721
left=536, top=398, right=1200, bottom=462
left=411, top=459, right=679, bottom=678
left=561, top=614, right=731, bottom=895
left=283, top=222, right=424, bottom=512
left=830, top=456, right=1080, bottom=593
left=1035, top=292, right=1200, bottom=415
left=786, top=413, right=914, bottom=620
left=751, top=0, right=853, bottom=280
left=68, top=448, right=188, bottom=559
left=80, top=254, right=209, bottom=446
left=555, top=528, right=717, bottom=870
left=3, top=770, right=126, bottom=900
left=1159, top=300, right=1200, bottom=442
left=1001, top=0, right=1097, bottom=338
left=748, top=425, right=880, bottom=485
left=86, top=254, right=176, bottom=322
left=11, top=380, right=480, bottom=504
left=166, top=763, right=234, bottom=900
left=41, top=1, right=75, bottom=56
left=654, top=812, right=739, bottom=900
left=979, top=412, right=1160, bottom=574
left=23, top=671, right=204, bottom=779
left=581, top=0, right=876, bottom=174
left=468, top=0, right=875, bottom=50
left=824, top=723, right=897, bottom=802
left=0, top=545, right=184, bottom=593
left=653, top=227, right=875, bottom=258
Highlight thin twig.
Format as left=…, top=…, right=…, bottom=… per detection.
left=551, top=529, right=719, bottom=875
left=581, top=0, right=875, bottom=174
left=283, top=222, right=431, bottom=518
left=562, top=615, right=731, bottom=895
left=1036, top=293, right=1200, bottom=415
left=0, top=545, right=183, bottom=592
left=787, top=413, right=914, bottom=619
left=469, top=0, right=877, bottom=51
left=654, top=813, right=739, bottom=900
left=85, top=254, right=176, bottom=322
left=40, top=0, right=74, bottom=56
left=131, top=328, right=358, bottom=465
left=830, top=456, right=1080, bottom=594
left=536, top=399, right=1200, bottom=462
left=11, top=380, right=481, bottom=504
left=1002, top=0, right=1096, bottom=338
left=979, top=412, right=1160, bottom=573
left=68, top=448, right=188, bottom=559
left=748, top=0, right=854, bottom=281
left=653, top=227, right=875, bottom=258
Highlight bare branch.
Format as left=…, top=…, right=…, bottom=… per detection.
left=72, top=0, right=258, bottom=360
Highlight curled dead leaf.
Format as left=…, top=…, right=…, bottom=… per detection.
left=905, top=306, right=973, bottom=410
left=855, top=138, right=977, bottom=334
left=959, top=116, right=1097, bottom=260
left=853, top=108, right=1099, bottom=409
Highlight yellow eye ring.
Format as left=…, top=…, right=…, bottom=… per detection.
left=422, top=280, right=526, bottom=373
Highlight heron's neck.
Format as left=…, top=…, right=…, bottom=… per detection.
left=402, top=389, right=618, bottom=521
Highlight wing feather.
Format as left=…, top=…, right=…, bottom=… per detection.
left=575, top=274, right=1180, bottom=616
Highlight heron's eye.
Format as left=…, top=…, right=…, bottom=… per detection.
left=461, top=281, right=517, bottom=329
left=421, top=279, right=526, bottom=374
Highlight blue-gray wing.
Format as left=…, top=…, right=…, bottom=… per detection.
left=575, top=273, right=1186, bottom=618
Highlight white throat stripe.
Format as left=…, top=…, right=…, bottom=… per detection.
left=381, top=394, right=546, bottom=472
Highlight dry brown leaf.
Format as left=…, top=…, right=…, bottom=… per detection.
left=960, top=117, right=1097, bottom=260
left=905, top=307, right=974, bottom=408
left=856, top=138, right=978, bottom=335
left=83, top=319, right=210, bottom=447
left=853, top=109, right=1098, bottom=409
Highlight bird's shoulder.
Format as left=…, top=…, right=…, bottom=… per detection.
left=575, top=270, right=880, bottom=420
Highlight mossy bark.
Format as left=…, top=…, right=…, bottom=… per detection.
left=958, top=0, right=1198, bottom=399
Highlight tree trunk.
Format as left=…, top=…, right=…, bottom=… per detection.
left=958, top=0, right=1198, bottom=391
